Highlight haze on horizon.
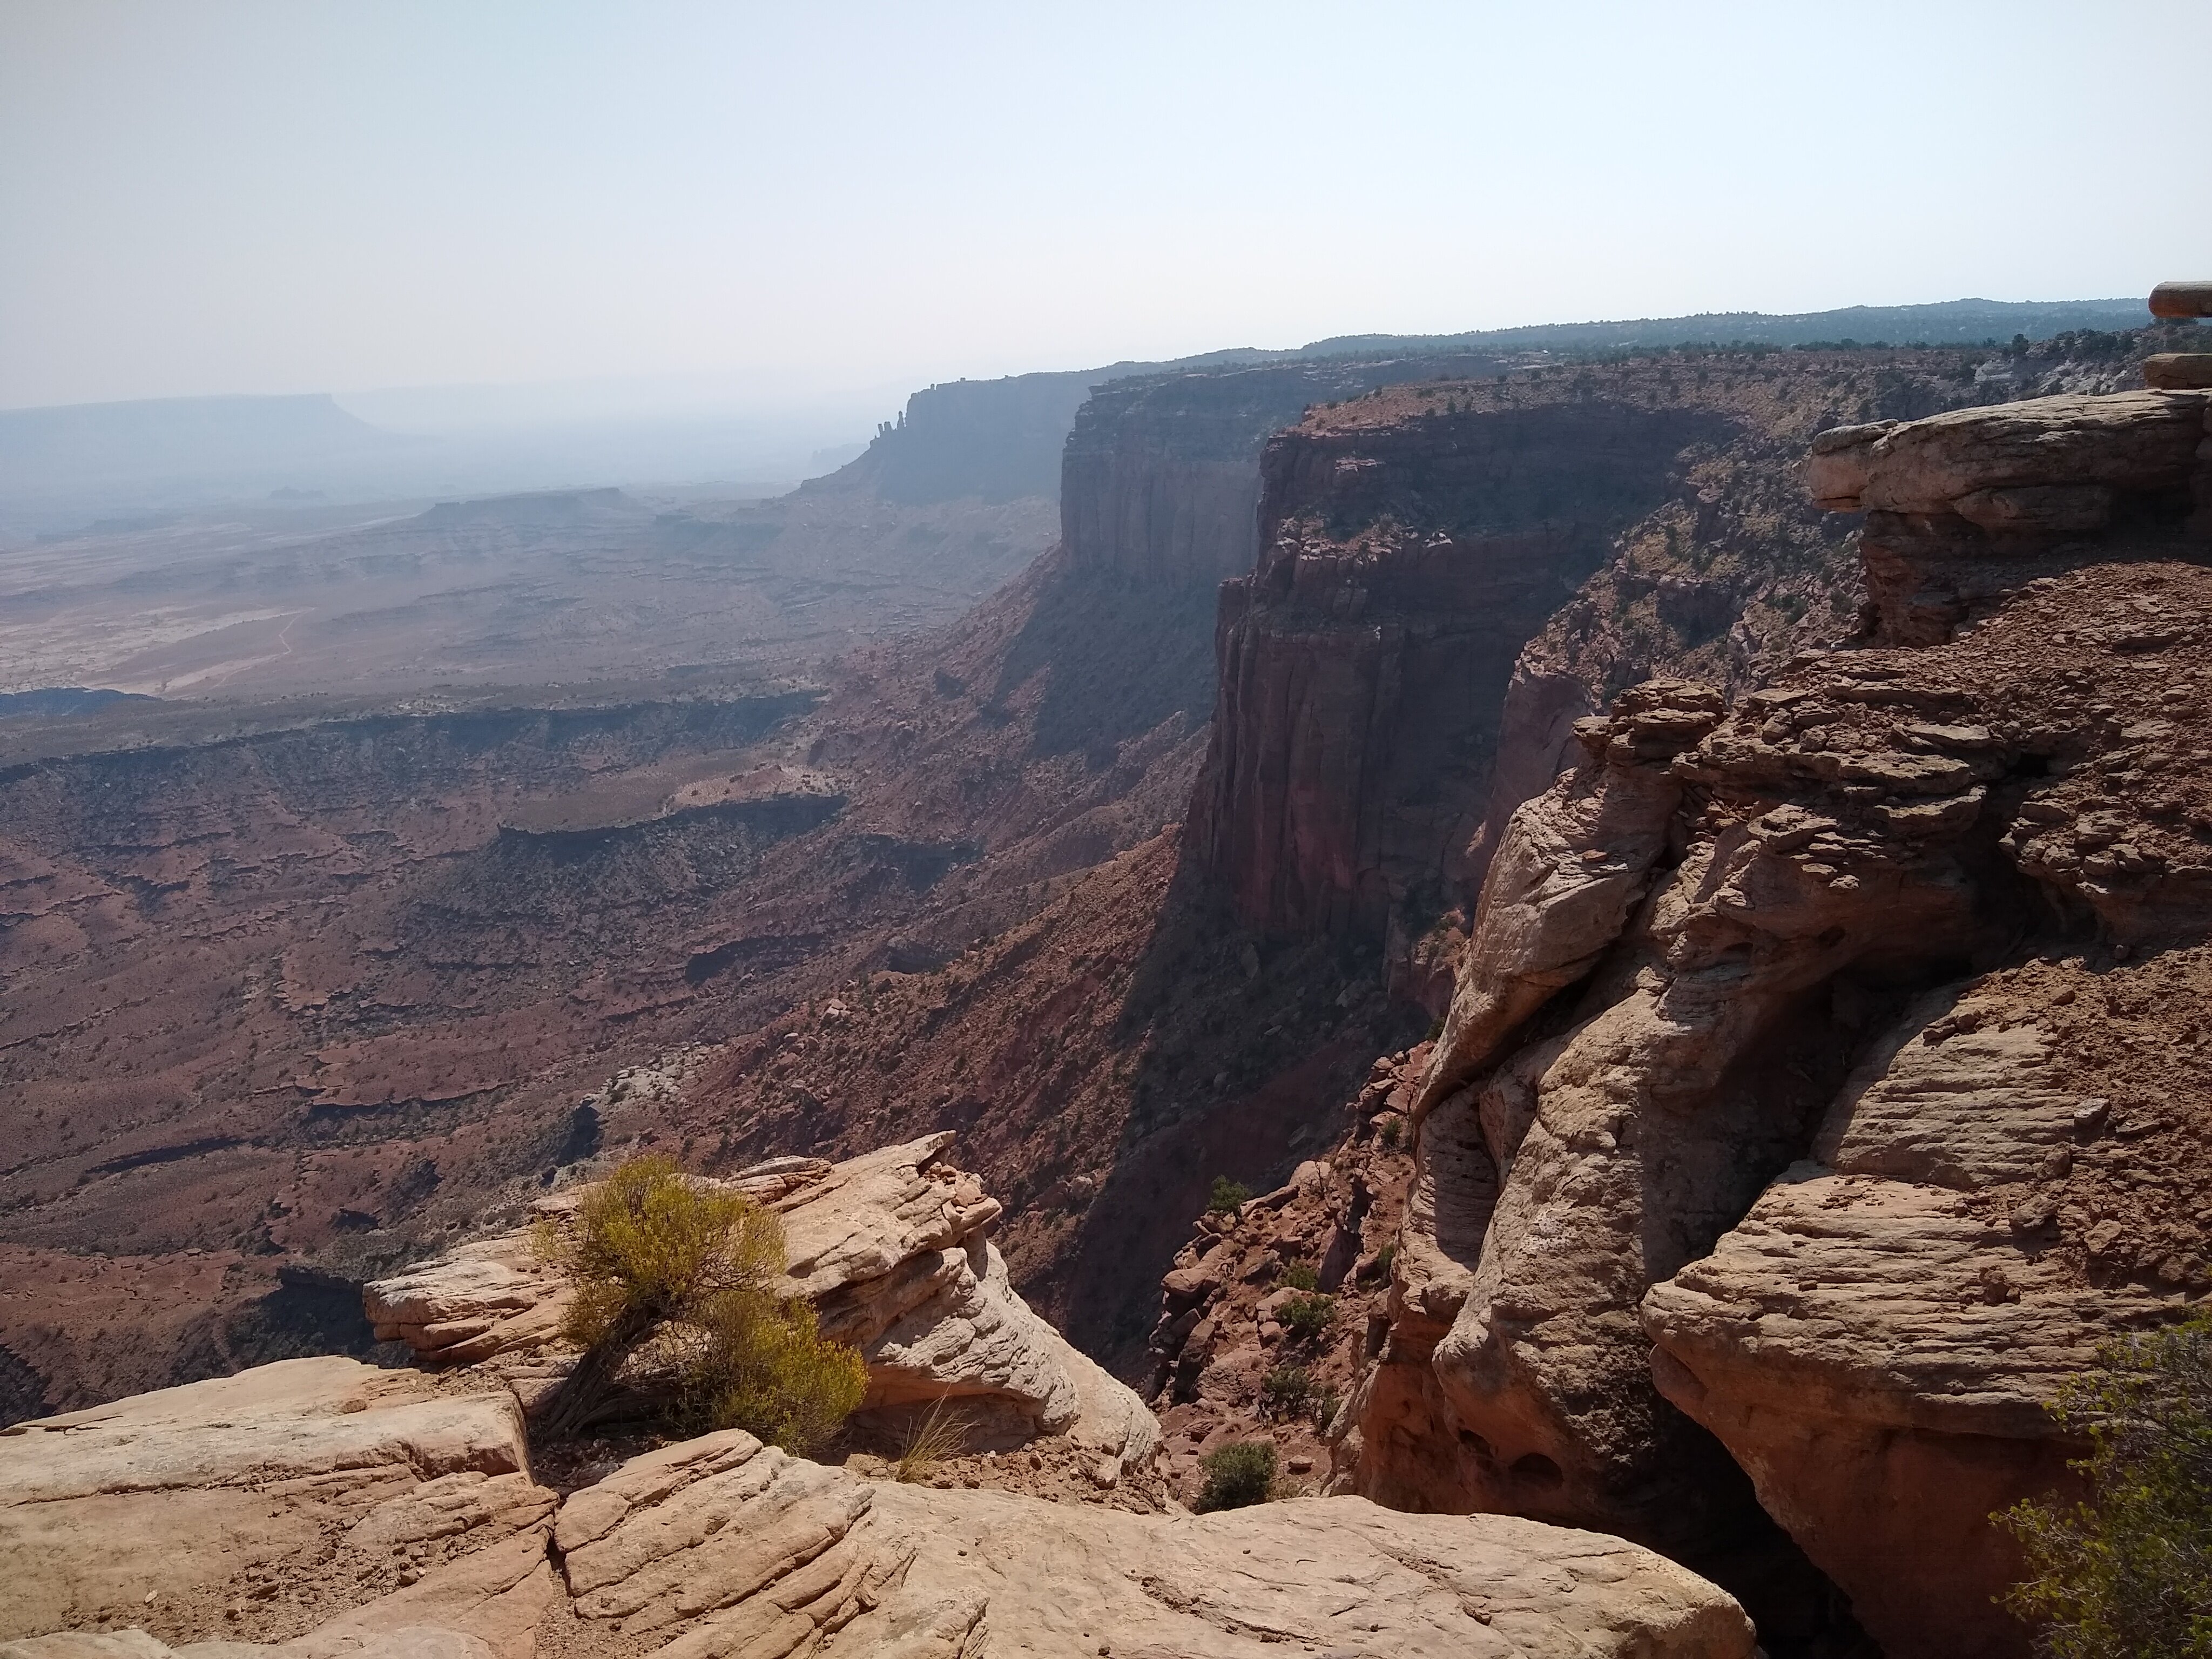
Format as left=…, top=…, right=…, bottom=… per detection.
left=4, top=0, right=2210, bottom=422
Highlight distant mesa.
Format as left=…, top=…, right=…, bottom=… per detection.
left=0, top=392, right=408, bottom=493
left=411, top=485, right=646, bottom=527
left=0, top=686, right=161, bottom=721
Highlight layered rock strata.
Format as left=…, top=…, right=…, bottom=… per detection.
left=1189, top=352, right=2042, bottom=951
left=1461, top=333, right=2178, bottom=926
left=1060, top=353, right=1508, bottom=586
left=363, top=1137, right=1158, bottom=1468
left=1344, top=385, right=2212, bottom=1659
left=1806, top=389, right=2210, bottom=643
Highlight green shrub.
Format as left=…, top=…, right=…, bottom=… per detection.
left=1377, top=1116, right=1404, bottom=1150
left=536, top=1154, right=863, bottom=1446
left=1262, top=1364, right=1316, bottom=1419
left=1196, top=1440, right=1277, bottom=1511
left=546, top=1155, right=783, bottom=1345
left=1280, top=1292, right=1336, bottom=1344
left=1206, top=1176, right=1251, bottom=1215
left=1280, top=1261, right=1319, bottom=1291
left=2000, top=1313, right=2212, bottom=1657
left=682, top=1291, right=868, bottom=1457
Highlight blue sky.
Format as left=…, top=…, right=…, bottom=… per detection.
left=4, top=1, right=2209, bottom=413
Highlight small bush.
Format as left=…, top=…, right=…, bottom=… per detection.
left=1280, top=1292, right=1336, bottom=1344
left=1262, top=1365, right=1316, bottom=1419
left=1999, top=1313, right=2212, bottom=1657
left=536, top=1154, right=864, bottom=1447
left=682, top=1291, right=867, bottom=1457
left=1206, top=1177, right=1251, bottom=1215
left=1196, top=1440, right=1277, bottom=1512
left=548, top=1155, right=783, bottom=1348
left=1377, top=1116, right=1404, bottom=1150
left=1280, top=1262, right=1319, bottom=1291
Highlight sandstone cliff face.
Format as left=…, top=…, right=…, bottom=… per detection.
left=1346, top=383, right=2212, bottom=1659
left=1189, top=353, right=2006, bottom=949
left=1060, top=355, right=1510, bottom=587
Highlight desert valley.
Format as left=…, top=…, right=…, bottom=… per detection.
left=5, top=11, right=2211, bottom=1654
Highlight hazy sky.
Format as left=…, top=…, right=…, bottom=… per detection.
left=5, top=1, right=2209, bottom=414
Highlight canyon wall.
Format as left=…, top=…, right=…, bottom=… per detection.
left=1338, top=380, right=2212, bottom=1659
left=1186, top=350, right=2034, bottom=954
left=1060, top=354, right=1509, bottom=586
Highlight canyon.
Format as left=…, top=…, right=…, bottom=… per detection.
left=4, top=302, right=2209, bottom=1658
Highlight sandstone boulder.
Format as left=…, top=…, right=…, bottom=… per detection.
left=1643, top=962, right=2202, bottom=1659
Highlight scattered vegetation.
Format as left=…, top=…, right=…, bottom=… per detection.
left=1262, top=1364, right=1317, bottom=1419
left=1377, top=1116, right=1404, bottom=1150
left=1195, top=1440, right=1278, bottom=1511
left=1280, top=1292, right=1336, bottom=1344
left=1206, top=1176, right=1251, bottom=1215
left=1280, top=1261, right=1319, bottom=1291
left=2000, top=1314, right=2212, bottom=1658
left=535, top=1155, right=866, bottom=1451
left=1311, top=1384, right=1341, bottom=1434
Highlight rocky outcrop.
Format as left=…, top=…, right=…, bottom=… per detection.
left=538, top=1430, right=1754, bottom=1658
left=363, top=1138, right=1158, bottom=1466
left=1411, top=682, right=1722, bottom=1116
left=1345, top=381, right=2212, bottom=1659
left=1454, top=337, right=2182, bottom=915
left=8, top=1420, right=1756, bottom=1659
left=0, top=1357, right=555, bottom=1651
left=1808, top=389, right=2211, bottom=644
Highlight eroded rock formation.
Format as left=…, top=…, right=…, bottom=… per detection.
left=363, top=1136, right=1158, bottom=1469
left=1342, top=382, right=2212, bottom=1659
left=3, top=1154, right=1755, bottom=1659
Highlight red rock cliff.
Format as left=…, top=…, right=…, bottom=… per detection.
left=1345, top=379, right=2212, bottom=1659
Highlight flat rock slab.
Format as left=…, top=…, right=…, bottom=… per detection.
left=0, top=1357, right=549, bottom=1647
